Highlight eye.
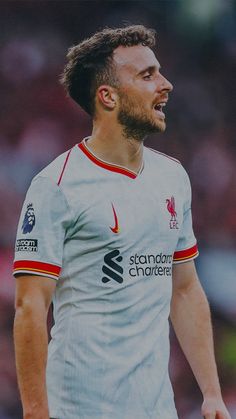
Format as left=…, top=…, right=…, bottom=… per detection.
left=143, top=73, right=152, bottom=80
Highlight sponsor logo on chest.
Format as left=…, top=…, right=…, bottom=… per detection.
left=101, top=250, right=172, bottom=284
left=99, top=199, right=178, bottom=284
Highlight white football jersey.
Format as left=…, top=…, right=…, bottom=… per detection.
left=14, top=138, right=198, bottom=419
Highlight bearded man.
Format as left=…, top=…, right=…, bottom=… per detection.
left=13, top=25, right=230, bottom=419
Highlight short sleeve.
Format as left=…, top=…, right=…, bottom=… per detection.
left=13, top=176, right=72, bottom=280
left=173, top=171, right=199, bottom=264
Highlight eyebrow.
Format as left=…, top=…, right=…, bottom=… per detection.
left=137, top=64, right=161, bottom=76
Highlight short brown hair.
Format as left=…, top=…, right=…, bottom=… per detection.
left=60, top=25, right=156, bottom=116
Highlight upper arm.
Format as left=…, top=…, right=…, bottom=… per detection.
left=171, top=261, right=210, bottom=327
left=172, top=260, right=199, bottom=294
left=15, top=275, right=56, bottom=313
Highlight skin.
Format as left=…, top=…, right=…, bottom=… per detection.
left=14, top=44, right=231, bottom=419
left=14, top=275, right=55, bottom=419
left=171, top=262, right=231, bottom=419
left=88, top=45, right=173, bottom=172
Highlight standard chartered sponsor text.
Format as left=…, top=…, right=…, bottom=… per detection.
left=129, top=252, right=172, bottom=278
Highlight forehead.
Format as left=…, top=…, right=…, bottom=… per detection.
left=113, top=44, right=160, bottom=75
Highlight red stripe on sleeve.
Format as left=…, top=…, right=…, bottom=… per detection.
left=173, top=244, right=199, bottom=262
left=13, top=260, right=61, bottom=278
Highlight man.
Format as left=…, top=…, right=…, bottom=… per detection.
left=13, top=25, right=230, bottom=419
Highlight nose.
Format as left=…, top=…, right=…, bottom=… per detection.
left=159, top=73, right=173, bottom=93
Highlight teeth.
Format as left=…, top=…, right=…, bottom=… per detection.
left=154, top=102, right=166, bottom=110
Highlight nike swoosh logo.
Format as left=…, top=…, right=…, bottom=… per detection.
left=110, top=203, right=119, bottom=234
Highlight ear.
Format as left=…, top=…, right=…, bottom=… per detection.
left=97, top=85, right=117, bottom=110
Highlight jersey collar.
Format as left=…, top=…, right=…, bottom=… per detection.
left=78, top=138, right=144, bottom=179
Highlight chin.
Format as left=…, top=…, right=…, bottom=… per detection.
left=155, top=121, right=166, bottom=133
left=159, top=123, right=166, bottom=133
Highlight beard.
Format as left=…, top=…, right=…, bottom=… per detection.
left=117, top=91, right=166, bottom=142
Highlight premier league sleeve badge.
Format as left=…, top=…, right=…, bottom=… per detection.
left=21, top=203, right=36, bottom=234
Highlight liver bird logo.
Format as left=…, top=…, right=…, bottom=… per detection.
left=166, top=196, right=177, bottom=221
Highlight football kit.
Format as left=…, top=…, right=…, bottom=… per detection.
left=14, top=138, right=199, bottom=419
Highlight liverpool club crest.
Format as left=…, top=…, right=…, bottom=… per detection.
left=166, top=196, right=179, bottom=229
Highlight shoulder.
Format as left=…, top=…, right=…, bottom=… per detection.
left=144, top=146, right=187, bottom=178
left=144, top=146, right=191, bottom=191
left=145, top=146, right=181, bottom=167
left=24, top=145, right=77, bottom=209
left=23, top=148, right=77, bottom=220
left=32, top=144, right=79, bottom=187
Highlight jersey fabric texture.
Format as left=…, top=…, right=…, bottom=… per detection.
left=14, top=138, right=199, bottom=419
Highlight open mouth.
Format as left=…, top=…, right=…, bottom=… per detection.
left=154, top=102, right=166, bottom=115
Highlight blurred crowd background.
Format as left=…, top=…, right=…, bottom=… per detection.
left=0, top=1, right=235, bottom=418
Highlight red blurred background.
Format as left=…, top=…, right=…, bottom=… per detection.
left=0, top=1, right=235, bottom=418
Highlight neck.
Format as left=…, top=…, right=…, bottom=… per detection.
left=87, top=119, right=144, bottom=174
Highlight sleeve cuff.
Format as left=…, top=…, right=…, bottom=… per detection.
left=173, top=243, right=199, bottom=264
left=13, top=260, right=61, bottom=280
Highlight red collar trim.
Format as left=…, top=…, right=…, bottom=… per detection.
left=78, top=140, right=137, bottom=179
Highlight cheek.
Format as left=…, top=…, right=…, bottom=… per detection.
left=136, top=79, right=156, bottom=92
left=119, top=87, right=152, bottom=113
